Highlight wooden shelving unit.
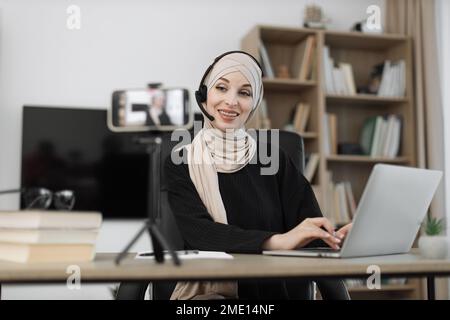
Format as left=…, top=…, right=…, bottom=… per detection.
left=242, top=25, right=421, bottom=299
left=326, top=155, right=410, bottom=163
left=326, top=94, right=409, bottom=105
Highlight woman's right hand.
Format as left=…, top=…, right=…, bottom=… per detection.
left=263, top=217, right=342, bottom=250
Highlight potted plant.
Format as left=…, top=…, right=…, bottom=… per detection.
left=418, top=213, right=448, bottom=259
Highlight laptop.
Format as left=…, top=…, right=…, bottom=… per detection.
left=263, top=164, right=442, bottom=258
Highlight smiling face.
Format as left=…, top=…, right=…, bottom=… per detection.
left=205, top=71, right=253, bottom=132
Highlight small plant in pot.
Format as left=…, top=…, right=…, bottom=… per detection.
left=418, top=213, right=448, bottom=259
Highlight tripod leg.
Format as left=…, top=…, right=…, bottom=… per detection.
left=149, top=224, right=181, bottom=266
left=115, top=222, right=149, bottom=265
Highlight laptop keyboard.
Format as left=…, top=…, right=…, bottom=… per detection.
left=297, top=247, right=341, bottom=252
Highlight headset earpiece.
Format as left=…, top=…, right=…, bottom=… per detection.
left=198, top=84, right=207, bottom=102
left=195, top=84, right=214, bottom=121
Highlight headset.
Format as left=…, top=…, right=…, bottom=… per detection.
left=195, top=50, right=263, bottom=122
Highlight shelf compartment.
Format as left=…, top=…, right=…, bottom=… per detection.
left=326, top=94, right=409, bottom=106
left=326, top=155, right=411, bottom=164
left=263, top=78, right=316, bottom=91
left=324, top=31, right=408, bottom=50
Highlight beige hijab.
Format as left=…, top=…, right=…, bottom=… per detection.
left=170, top=52, right=263, bottom=300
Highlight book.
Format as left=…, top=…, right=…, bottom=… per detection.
left=370, top=116, right=384, bottom=157
left=299, top=36, right=315, bottom=81
left=382, top=115, right=397, bottom=157
left=304, top=153, right=319, bottom=182
left=344, top=181, right=356, bottom=219
left=328, top=113, right=338, bottom=154
left=322, top=115, right=331, bottom=155
left=387, top=116, right=402, bottom=157
left=259, top=43, right=274, bottom=78
left=292, top=103, right=310, bottom=133
left=0, top=229, right=99, bottom=244
left=0, top=243, right=95, bottom=263
left=0, top=211, right=102, bottom=229
left=292, top=36, right=315, bottom=81
left=360, top=116, right=377, bottom=155
left=339, top=63, right=357, bottom=95
left=322, top=46, right=336, bottom=94
left=336, top=183, right=350, bottom=223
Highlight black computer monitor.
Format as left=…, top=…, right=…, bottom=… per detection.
left=21, top=105, right=153, bottom=219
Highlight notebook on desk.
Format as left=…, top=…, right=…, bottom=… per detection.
left=263, top=164, right=442, bottom=258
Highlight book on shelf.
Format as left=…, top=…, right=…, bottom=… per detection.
left=323, top=113, right=337, bottom=155
left=292, top=102, right=310, bottom=133
left=0, top=242, right=95, bottom=263
left=309, top=48, right=318, bottom=81
left=259, top=42, right=274, bottom=78
left=0, top=211, right=102, bottom=229
left=323, top=171, right=354, bottom=226
left=292, top=35, right=315, bottom=81
left=362, top=115, right=402, bottom=158
left=377, top=60, right=406, bottom=97
left=322, top=46, right=336, bottom=94
left=360, top=116, right=378, bottom=155
left=304, top=153, right=320, bottom=182
left=339, top=63, right=357, bottom=95
left=344, top=181, right=356, bottom=219
left=321, top=46, right=357, bottom=95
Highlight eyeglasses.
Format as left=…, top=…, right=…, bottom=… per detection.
left=0, top=188, right=76, bottom=210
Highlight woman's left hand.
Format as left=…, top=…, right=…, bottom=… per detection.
left=335, top=223, right=353, bottom=240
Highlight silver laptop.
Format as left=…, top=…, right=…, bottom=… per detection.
left=263, top=164, right=442, bottom=258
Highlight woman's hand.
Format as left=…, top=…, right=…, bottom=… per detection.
left=335, top=223, right=353, bottom=240
left=263, top=217, right=342, bottom=251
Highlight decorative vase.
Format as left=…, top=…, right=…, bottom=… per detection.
left=418, top=235, right=448, bottom=259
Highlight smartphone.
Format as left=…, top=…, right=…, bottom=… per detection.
left=108, top=87, right=193, bottom=132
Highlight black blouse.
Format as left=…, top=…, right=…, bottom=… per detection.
left=164, top=144, right=324, bottom=299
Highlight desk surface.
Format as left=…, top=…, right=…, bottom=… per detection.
left=0, top=249, right=449, bottom=283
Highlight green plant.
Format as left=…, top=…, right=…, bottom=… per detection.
left=423, top=213, right=445, bottom=236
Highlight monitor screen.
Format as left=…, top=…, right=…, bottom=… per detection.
left=21, top=106, right=151, bottom=219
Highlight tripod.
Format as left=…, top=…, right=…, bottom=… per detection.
left=115, top=136, right=180, bottom=266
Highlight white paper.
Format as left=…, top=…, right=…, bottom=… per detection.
left=135, top=250, right=234, bottom=260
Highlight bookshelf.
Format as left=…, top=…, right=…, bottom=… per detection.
left=242, top=25, right=422, bottom=299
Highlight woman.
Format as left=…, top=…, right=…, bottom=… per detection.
left=146, top=90, right=172, bottom=126
left=164, top=51, right=352, bottom=299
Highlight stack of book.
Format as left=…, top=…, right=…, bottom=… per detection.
left=0, top=211, right=102, bottom=263
left=360, top=114, right=402, bottom=158
left=322, top=46, right=357, bottom=95
left=377, top=60, right=406, bottom=97
left=323, top=172, right=356, bottom=226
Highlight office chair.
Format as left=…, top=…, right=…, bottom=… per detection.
left=116, top=130, right=350, bottom=300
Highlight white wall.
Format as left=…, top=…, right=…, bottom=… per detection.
left=0, top=0, right=384, bottom=299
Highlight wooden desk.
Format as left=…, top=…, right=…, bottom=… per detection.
left=0, top=249, right=448, bottom=299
